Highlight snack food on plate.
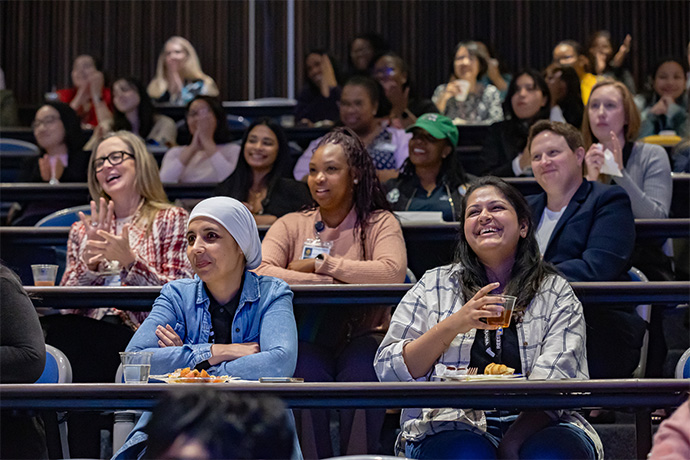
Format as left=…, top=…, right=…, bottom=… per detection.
left=166, top=367, right=231, bottom=383
left=484, top=363, right=515, bottom=375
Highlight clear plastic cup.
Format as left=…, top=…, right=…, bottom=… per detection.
left=31, top=264, right=59, bottom=286
left=486, top=295, right=517, bottom=328
left=119, top=352, right=153, bottom=384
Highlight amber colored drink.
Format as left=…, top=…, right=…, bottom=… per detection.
left=486, top=295, right=517, bottom=328
left=34, top=280, right=55, bottom=286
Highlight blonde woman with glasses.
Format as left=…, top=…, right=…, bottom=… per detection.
left=61, top=131, right=192, bottom=329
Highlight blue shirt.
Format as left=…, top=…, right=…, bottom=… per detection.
left=126, top=270, right=298, bottom=380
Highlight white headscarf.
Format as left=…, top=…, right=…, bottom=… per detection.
left=188, top=197, right=262, bottom=269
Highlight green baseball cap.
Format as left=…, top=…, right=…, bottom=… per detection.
left=406, top=113, right=458, bottom=148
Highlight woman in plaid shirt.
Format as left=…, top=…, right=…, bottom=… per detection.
left=61, top=131, right=192, bottom=329
left=375, top=176, right=603, bottom=459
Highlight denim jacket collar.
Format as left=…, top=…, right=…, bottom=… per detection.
left=193, top=270, right=261, bottom=313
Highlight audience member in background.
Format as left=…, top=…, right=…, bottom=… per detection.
left=215, top=119, right=312, bottom=225
left=552, top=40, right=598, bottom=104
left=583, top=79, right=673, bottom=377
left=432, top=41, right=503, bottom=124
left=649, top=399, right=690, bottom=459
left=0, top=263, right=48, bottom=459
left=57, top=54, right=113, bottom=128
left=61, top=131, right=192, bottom=329
left=110, top=77, right=177, bottom=147
left=545, top=63, right=584, bottom=127
left=475, top=41, right=512, bottom=99
left=586, top=31, right=635, bottom=93
left=257, top=128, right=406, bottom=458
left=295, top=49, right=342, bottom=126
left=346, top=32, right=389, bottom=78
left=375, top=176, right=601, bottom=460
left=526, top=120, right=644, bottom=378
left=635, top=57, right=689, bottom=138
left=293, top=76, right=411, bottom=183
left=159, top=96, right=239, bottom=183
left=482, top=69, right=551, bottom=177
left=373, top=52, right=438, bottom=129
left=384, top=113, right=468, bottom=221
left=13, top=102, right=89, bottom=224
left=116, top=197, right=299, bottom=459
left=20, top=102, right=89, bottom=183
left=147, top=36, right=219, bottom=106
left=144, top=389, right=295, bottom=460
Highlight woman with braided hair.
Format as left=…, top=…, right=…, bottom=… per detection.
left=256, top=127, right=407, bottom=457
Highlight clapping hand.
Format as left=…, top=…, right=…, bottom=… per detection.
left=87, top=223, right=136, bottom=268
left=650, top=96, right=674, bottom=116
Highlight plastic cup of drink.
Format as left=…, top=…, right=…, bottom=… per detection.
left=119, top=352, right=153, bottom=384
left=31, top=264, right=59, bottom=286
left=454, top=79, right=471, bottom=102
left=486, top=295, right=517, bottom=328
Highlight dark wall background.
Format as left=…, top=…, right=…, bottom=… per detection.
left=2, top=0, right=688, bottom=109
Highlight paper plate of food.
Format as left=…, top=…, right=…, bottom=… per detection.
left=150, top=367, right=240, bottom=384
left=432, top=363, right=525, bottom=381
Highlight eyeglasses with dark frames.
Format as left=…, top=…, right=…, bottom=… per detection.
left=93, top=150, right=134, bottom=172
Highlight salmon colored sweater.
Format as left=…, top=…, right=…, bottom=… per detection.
left=255, top=207, right=406, bottom=284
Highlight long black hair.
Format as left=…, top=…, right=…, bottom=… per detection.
left=111, top=77, right=156, bottom=139
left=215, top=118, right=292, bottom=202
left=503, top=68, right=551, bottom=122
left=455, top=176, right=557, bottom=309
left=186, top=95, right=234, bottom=144
left=304, top=48, right=342, bottom=93
left=640, top=56, right=689, bottom=107
left=313, top=127, right=391, bottom=259
left=35, top=101, right=86, bottom=154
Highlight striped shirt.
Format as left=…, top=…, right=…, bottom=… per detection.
left=374, top=264, right=603, bottom=458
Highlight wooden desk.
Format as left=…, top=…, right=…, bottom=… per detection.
left=1, top=379, right=687, bottom=459
left=24, top=282, right=690, bottom=311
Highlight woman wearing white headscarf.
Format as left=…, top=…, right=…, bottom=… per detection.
left=117, top=197, right=300, bottom=460
left=126, top=196, right=297, bottom=379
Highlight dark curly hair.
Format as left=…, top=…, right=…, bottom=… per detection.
left=144, top=388, right=294, bottom=459
left=314, top=127, right=392, bottom=259
left=454, top=176, right=557, bottom=309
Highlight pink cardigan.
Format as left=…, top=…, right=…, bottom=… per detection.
left=255, top=207, right=406, bottom=284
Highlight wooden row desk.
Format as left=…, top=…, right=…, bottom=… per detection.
left=2, top=219, right=688, bottom=284
left=24, top=282, right=690, bottom=311
left=1, top=379, right=687, bottom=459
left=2, top=173, right=688, bottom=215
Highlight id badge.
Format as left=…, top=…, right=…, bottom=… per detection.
left=301, top=238, right=332, bottom=259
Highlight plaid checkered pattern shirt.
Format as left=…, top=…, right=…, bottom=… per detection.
left=374, top=264, right=603, bottom=457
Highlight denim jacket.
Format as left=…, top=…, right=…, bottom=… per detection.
left=114, top=271, right=300, bottom=459
left=126, top=270, right=297, bottom=379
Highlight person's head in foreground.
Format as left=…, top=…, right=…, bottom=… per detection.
left=456, top=176, right=554, bottom=307
left=187, top=196, right=261, bottom=300
left=144, top=388, right=294, bottom=459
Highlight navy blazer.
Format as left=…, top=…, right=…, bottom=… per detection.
left=527, top=180, right=635, bottom=282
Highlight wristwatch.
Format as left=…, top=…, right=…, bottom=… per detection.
left=315, top=253, right=325, bottom=261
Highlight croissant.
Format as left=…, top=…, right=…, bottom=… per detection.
left=485, top=362, right=515, bottom=375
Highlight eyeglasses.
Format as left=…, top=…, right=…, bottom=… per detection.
left=93, top=150, right=134, bottom=172
left=187, top=107, right=210, bottom=118
left=32, top=116, right=60, bottom=129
